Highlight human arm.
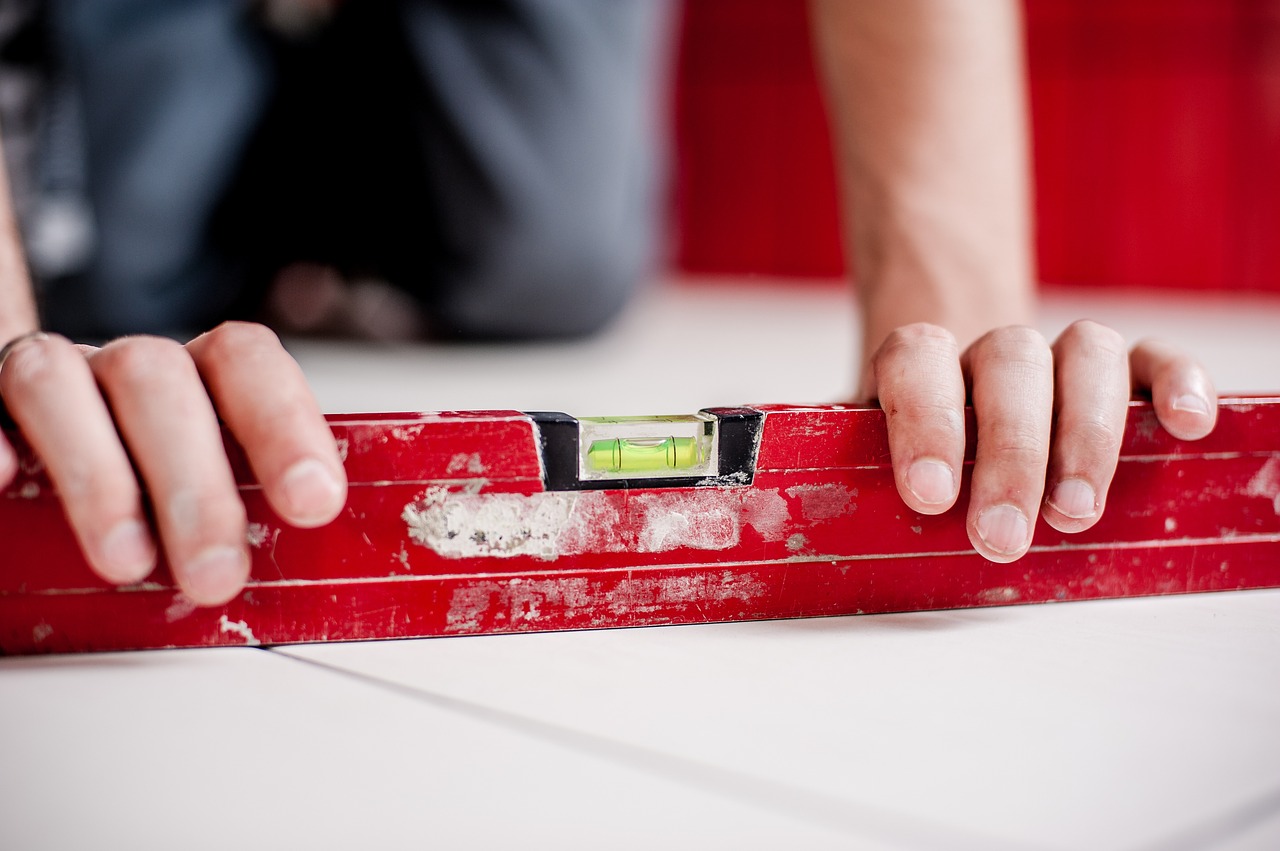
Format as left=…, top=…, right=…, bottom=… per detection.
left=809, top=0, right=1217, bottom=560
left=0, top=138, right=39, bottom=349
left=0, top=134, right=347, bottom=605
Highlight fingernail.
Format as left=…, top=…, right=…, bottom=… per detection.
left=100, top=519, right=156, bottom=583
left=906, top=459, right=956, bottom=506
left=280, top=458, right=344, bottom=525
left=183, top=546, right=248, bottom=605
left=1048, top=478, right=1097, bottom=520
left=976, top=504, right=1031, bottom=555
left=1172, top=394, right=1211, bottom=416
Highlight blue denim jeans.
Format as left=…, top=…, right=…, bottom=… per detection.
left=39, top=0, right=671, bottom=339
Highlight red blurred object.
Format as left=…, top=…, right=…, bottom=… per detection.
left=672, top=0, right=1280, bottom=292
left=672, top=0, right=845, bottom=278
left=3, top=398, right=1278, bottom=654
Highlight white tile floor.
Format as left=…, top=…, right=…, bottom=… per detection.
left=4, top=278, right=1280, bottom=850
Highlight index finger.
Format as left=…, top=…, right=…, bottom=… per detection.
left=871, top=323, right=966, bottom=515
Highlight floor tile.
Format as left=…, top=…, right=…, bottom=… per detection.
left=0, top=647, right=862, bottom=850
left=283, top=589, right=1280, bottom=851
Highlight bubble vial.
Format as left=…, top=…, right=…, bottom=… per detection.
left=578, top=415, right=717, bottom=481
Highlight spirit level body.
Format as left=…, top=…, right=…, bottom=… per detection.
left=2, top=398, right=1278, bottom=654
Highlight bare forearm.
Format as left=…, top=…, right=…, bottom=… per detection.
left=810, top=0, right=1034, bottom=375
left=0, top=135, right=39, bottom=342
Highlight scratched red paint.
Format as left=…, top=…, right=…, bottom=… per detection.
left=2, top=398, right=1279, bottom=654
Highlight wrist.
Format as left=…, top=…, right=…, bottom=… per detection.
left=860, top=272, right=1032, bottom=349
left=855, top=266, right=1034, bottom=400
left=1, top=232, right=41, bottom=343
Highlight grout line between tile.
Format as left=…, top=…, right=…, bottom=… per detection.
left=260, top=645, right=1056, bottom=851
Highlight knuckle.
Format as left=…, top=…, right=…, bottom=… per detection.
left=0, top=334, right=75, bottom=397
left=1064, top=417, right=1124, bottom=457
left=96, top=336, right=191, bottom=384
left=896, top=322, right=957, bottom=346
left=874, top=324, right=962, bottom=388
left=985, top=443, right=1049, bottom=473
left=876, top=323, right=958, bottom=359
left=1, top=340, right=52, bottom=389
left=168, top=484, right=248, bottom=541
left=1058, top=320, right=1127, bottom=360
left=875, top=323, right=957, bottom=365
left=55, top=458, right=138, bottom=512
left=888, top=392, right=964, bottom=432
left=985, top=422, right=1050, bottom=463
left=196, top=321, right=281, bottom=362
left=972, top=326, right=1053, bottom=375
left=989, top=324, right=1050, bottom=354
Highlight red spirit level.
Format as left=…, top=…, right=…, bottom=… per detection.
left=2, top=398, right=1278, bottom=654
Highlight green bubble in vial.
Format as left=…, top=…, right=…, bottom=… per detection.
left=586, top=437, right=701, bottom=473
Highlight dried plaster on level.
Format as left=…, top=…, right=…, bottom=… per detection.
left=389, top=424, right=426, bottom=443
left=246, top=522, right=275, bottom=548
left=218, top=614, right=261, bottom=645
left=978, top=586, right=1022, bottom=605
left=446, top=452, right=486, bottom=475
left=403, top=484, right=797, bottom=561
left=785, top=483, right=858, bottom=522
left=1244, top=456, right=1280, bottom=515
left=403, top=486, right=575, bottom=560
left=444, top=572, right=770, bottom=632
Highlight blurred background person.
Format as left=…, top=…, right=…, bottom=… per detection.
left=2, top=0, right=673, bottom=341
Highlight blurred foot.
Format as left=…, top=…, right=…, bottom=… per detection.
left=263, top=262, right=427, bottom=342
left=257, top=0, right=342, bottom=39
